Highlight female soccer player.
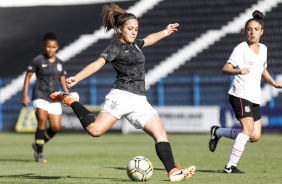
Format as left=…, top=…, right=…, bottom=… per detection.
left=208, top=10, right=282, bottom=173
left=22, top=32, right=69, bottom=163
left=50, top=3, right=195, bottom=182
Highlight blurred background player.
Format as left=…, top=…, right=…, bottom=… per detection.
left=50, top=3, right=195, bottom=182
left=209, top=10, right=282, bottom=173
left=22, top=32, right=69, bottom=163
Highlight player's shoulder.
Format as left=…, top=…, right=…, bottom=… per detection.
left=31, top=54, right=46, bottom=64
left=258, top=43, right=267, bottom=50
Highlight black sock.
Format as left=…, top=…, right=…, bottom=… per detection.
left=44, top=128, right=57, bottom=143
left=71, top=101, right=96, bottom=129
left=155, top=142, right=176, bottom=173
left=35, top=128, right=45, bottom=153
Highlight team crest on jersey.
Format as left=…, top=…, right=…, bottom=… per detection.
left=110, top=101, right=119, bottom=110
left=244, top=105, right=250, bottom=113
left=57, top=64, right=62, bottom=71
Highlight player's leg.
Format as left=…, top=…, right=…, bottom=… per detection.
left=50, top=92, right=118, bottom=136
left=224, top=116, right=253, bottom=174
left=85, top=112, right=117, bottom=137
left=143, top=115, right=196, bottom=182
left=46, top=113, right=62, bottom=143
left=45, top=102, right=63, bottom=144
left=249, top=119, right=262, bottom=142
left=34, top=108, right=48, bottom=163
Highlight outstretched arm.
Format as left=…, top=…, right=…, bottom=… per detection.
left=262, top=68, right=282, bottom=88
left=222, top=61, right=250, bottom=75
left=66, top=57, right=107, bottom=89
left=142, top=23, right=179, bottom=48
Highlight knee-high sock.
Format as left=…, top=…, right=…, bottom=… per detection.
left=217, top=128, right=241, bottom=140
left=35, top=128, right=45, bottom=153
left=226, top=133, right=249, bottom=167
left=44, top=128, right=57, bottom=143
left=70, top=102, right=96, bottom=129
left=155, top=142, right=175, bottom=173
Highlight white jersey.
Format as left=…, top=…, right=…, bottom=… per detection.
left=227, top=41, right=267, bottom=104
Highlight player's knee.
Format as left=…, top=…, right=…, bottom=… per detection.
left=249, top=135, right=261, bottom=142
left=51, top=125, right=61, bottom=132
left=87, top=126, right=103, bottom=137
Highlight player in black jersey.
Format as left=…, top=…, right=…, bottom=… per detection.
left=50, top=3, right=195, bottom=181
left=22, top=32, right=69, bottom=163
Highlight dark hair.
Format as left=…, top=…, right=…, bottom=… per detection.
left=101, top=3, right=137, bottom=33
left=43, top=32, right=58, bottom=44
left=245, top=10, right=264, bottom=31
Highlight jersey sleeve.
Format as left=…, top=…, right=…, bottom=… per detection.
left=100, top=44, right=119, bottom=63
left=135, top=39, right=145, bottom=49
left=228, top=44, right=244, bottom=67
left=26, top=57, right=39, bottom=72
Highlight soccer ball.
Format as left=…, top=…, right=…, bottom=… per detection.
left=126, top=156, right=153, bottom=181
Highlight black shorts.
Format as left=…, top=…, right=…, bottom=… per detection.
left=229, top=95, right=261, bottom=122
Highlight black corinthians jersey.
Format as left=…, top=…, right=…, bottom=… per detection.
left=100, top=38, right=146, bottom=96
left=27, top=54, right=67, bottom=102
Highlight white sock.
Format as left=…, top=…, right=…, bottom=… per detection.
left=217, top=128, right=241, bottom=140
left=226, top=133, right=249, bottom=168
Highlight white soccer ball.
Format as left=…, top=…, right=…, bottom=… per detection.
left=126, top=156, right=153, bottom=181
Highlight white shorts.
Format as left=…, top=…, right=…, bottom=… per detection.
left=33, top=99, right=62, bottom=115
left=101, top=89, right=158, bottom=129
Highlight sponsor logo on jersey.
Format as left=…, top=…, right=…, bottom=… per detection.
left=42, top=64, right=47, bottom=67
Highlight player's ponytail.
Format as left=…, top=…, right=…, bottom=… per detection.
left=101, top=3, right=137, bottom=33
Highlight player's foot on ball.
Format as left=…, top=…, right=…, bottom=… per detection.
left=50, top=92, right=79, bottom=106
left=224, top=165, right=244, bottom=174
left=168, top=164, right=196, bottom=182
left=35, top=153, right=48, bottom=163
left=209, top=125, right=221, bottom=152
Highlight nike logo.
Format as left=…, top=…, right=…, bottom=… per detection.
left=125, top=50, right=129, bottom=53
left=63, top=93, right=70, bottom=96
left=42, top=64, right=47, bottom=67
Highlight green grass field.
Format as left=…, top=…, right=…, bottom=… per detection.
left=0, top=132, right=281, bottom=183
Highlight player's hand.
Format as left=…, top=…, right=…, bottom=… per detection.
left=21, top=96, right=30, bottom=106
left=165, top=23, right=179, bottom=36
left=239, top=67, right=250, bottom=75
left=66, top=76, right=78, bottom=88
left=274, top=81, right=282, bottom=88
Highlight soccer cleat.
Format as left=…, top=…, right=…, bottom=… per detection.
left=36, top=153, right=48, bottom=163
left=32, top=143, right=47, bottom=163
left=224, top=165, right=244, bottom=174
left=182, top=165, right=196, bottom=179
left=50, top=91, right=79, bottom=106
left=168, top=164, right=196, bottom=182
left=209, top=125, right=221, bottom=152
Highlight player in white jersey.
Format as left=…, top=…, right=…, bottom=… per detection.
left=50, top=3, right=195, bottom=182
left=22, top=32, right=69, bottom=163
left=208, top=10, right=282, bottom=173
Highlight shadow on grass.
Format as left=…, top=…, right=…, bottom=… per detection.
left=0, top=174, right=94, bottom=180
left=0, top=158, right=33, bottom=163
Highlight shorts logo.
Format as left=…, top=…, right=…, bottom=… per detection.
left=110, top=101, right=119, bottom=110
left=244, top=105, right=250, bottom=113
